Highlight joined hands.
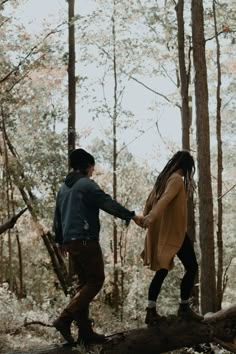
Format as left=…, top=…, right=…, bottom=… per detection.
left=132, top=215, right=147, bottom=229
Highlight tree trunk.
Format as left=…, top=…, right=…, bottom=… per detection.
left=175, top=0, right=198, bottom=307
left=175, top=0, right=195, bottom=242
left=111, top=6, right=119, bottom=314
left=213, top=0, right=223, bottom=311
left=5, top=306, right=236, bottom=354
left=175, top=0, right=191, bottom=151
left=3, top=121, right=13, bottom=291
left=191, top=0, right=216, bottom=314
left=67, top=0, right=76, bottom=157
left=15, top=228, right=24, bottom=298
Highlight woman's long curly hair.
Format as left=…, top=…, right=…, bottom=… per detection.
left=147, top=151, right=195, bottom=206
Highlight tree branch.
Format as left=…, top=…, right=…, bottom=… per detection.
left=218, top=184, right=236, bottom=200
left=0, top=22, right=66, bottom=85
left=0, top=208, right=27, bottom=235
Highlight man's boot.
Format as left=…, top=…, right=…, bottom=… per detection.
left=53, top=310, right=75, bottom=344
left=145, top=307, right=162, bottom=326
left=78, top=318, right=105, bottom=345
left=177, top=303, right=204, bottom=321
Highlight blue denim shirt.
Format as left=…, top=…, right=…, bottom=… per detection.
left=53, top=173, right=135, bottom=244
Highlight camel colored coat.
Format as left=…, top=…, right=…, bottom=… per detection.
left=141, top=172, right=187, bottom=271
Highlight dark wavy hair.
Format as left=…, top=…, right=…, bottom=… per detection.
left=153, top=150, right=195, bottom=200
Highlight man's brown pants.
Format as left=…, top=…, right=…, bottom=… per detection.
left=64, top=239, right=105, bottom=323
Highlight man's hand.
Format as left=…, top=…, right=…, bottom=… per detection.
left=57, top=244, right=68, bottom=258
left=132, top=215, right=145, bottom=228
left=142, top=215, right=151, bottom=229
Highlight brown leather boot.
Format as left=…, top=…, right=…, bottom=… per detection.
left=177, top=303, right=204, bottom=321
left=78, top=319, right=105, bottom=345
left=53, top=310, right=75, bottom=344
left=145, top=307, right=162, bottom=326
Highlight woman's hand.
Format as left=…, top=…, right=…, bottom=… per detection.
left=132, top=215, right=144, bottom=228
left=142, top=215, right=151, bottom=229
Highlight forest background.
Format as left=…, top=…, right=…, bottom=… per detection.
left=0, top=0, right=235, bottom=353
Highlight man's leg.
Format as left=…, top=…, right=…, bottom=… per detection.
left=53, top=240, right=105, bottom=343
left=67, top=240, right=105, bottom=343
left=65, top=240, right=105, bottom=317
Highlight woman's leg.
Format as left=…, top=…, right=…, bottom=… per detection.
left=148, top=268, right=169, bottom=302
left=145, top=268, right=168, bottom=325
left=177, top=233, right=198, bottom=301
left=177, top=233, right=203, bottom=320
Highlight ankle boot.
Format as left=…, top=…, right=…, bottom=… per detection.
left=53, top=310, right=75, bottom=343
left=177, top=303, right=204, bottom=321
left=145, top=307, right=161, bottom=326
left=78, top=319, right=105, bottom=345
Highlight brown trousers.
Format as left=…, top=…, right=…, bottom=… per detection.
left=64, top=239, right=105, bottom=323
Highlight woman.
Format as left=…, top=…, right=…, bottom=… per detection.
left=141, top=150, right=203, bottom=325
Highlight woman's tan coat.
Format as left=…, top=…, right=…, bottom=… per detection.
left=141, top=172, right=187, bottom=271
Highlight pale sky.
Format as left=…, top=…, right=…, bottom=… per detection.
left=9, top=0, right=183, bottom=168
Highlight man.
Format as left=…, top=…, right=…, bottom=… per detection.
left=53, top=148, right=142, bottom=344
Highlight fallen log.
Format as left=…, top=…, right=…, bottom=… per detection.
left=4, top=305, right=236, bottom=354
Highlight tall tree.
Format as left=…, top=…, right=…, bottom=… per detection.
left=175, top=0, right=198, bottom=306
left=212, top=0, right=223, bottom=310
left=111, top=3, right=119, bottom=313
left=191, top=0, right=216, bottom=313
left=67, top=0, right=76, bottom=158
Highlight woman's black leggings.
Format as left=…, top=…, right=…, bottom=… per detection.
left=148, top=233, right=198, bottom=302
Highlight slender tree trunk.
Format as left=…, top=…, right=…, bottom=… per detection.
left=175, top=0, right=191, bottom=150
left=175, top=0, right=194, bottom=238
left=67, top=0, right=76, bottom=282
left=15, top=228, right=24, bottom=298
left=191, top=0, right=216, bottom=313
left=213, top=0, right=223, bottom=310
left=112, top=6, right=119, bottom=313
left=176, top=0, right=199, bottom=306
left=67, top=0, right=76, bottom=158
left=0, top=233, right=3, bottom=282
left=2, top=121, right=13, bottom=291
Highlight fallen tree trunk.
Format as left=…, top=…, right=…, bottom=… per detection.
left=5, top=305, right=236, bottom=354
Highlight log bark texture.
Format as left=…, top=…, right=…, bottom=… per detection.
left=5, top=306, right=236, bottom=354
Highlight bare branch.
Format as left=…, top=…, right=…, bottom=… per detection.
left=1, top=0, right=9, bottom=6
left=0, top=208, right=27, bottom=235
left=155, top=120, right=176, bottom=153
left=0, top=17, right=10, bottom=28
left=117, top=123, right=156, bottom=155
left=92, top=41, right=176, bottom=106
left=206, top=29, right=236, bottom=43
left=218, top=184, right=236, bottom=200
left=0, top=22, right=66, bottom=85
left=24, top=319, right=53, bottom=328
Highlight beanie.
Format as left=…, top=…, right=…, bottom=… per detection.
left=69, top=148, right=95, bottom=172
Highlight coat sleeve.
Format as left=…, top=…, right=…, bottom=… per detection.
left=53, top=195, right=63, bottom=244
left=87, top=180, right=135, bottom=222
left=144, top=175, right=183, bottom=224
left=143, top=189, right=155, bottom=216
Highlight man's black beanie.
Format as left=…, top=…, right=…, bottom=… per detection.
left=69, top=148, right=95, bottom=171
